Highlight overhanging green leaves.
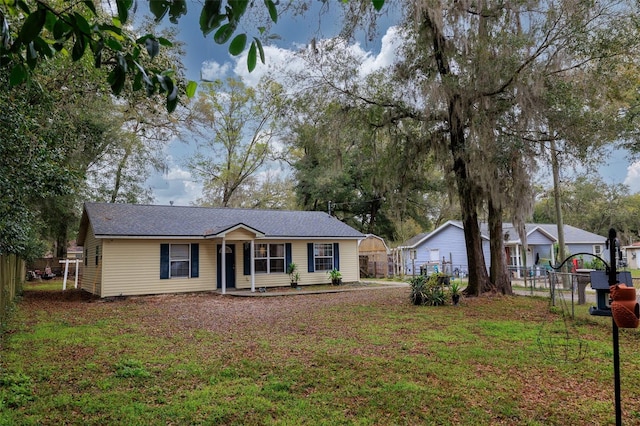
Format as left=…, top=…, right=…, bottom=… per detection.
left=0, top=0, right=389, bottom=115
left=167, top=0, right=187, bottom=24
left=72, top=12, right=91, bottom=35
left=229, top=33, right=246, bottom=56
left=53, top=17, right=72, bottom=41
left=116, top=0, right=133, bottom=24
left=247, top=41, right=257, bottom=72
left=72, top=31, right=87, bottom=61
left=372, top=0, right=385, bottom=12
left=18, top=7, right=46, bottom=44
left=186, top=80, right=198, bottom=98
left=144, top=37, right=160, bottom=59
left=149, top=0, right=169, bottom=22
left=199, top=0, right=223, bottom=35
left=265, top=0, right=278, bottom=23
left=9, top=63, right=27, bottom=86
left=214, top=23, right=236, bottom=45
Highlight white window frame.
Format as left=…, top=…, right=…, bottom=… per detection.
left=594, top=244, right=603, bottom=257
left=314, top=243, right=334, bottom=271
left=254, top=243, right=286, bottom=274
left=170, top=244, right=190, bottom=278
left=509, top=249, right=519, bottom=267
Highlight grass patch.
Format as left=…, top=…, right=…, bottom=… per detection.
left=2, top=287, right=640, bottom=424
left=113, top=359, right=152, bottom=378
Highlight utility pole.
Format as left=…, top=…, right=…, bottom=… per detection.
left=551, top=138, right=568, bottom=288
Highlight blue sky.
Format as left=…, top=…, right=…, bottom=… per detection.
left=143, top=1, right=402, bottom=205
left=138, top=2, right=640, bottom=205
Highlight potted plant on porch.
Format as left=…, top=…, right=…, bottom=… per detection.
left=287, top=262, right=300, bottom=288
left=328, top=268, right=342, bottom=285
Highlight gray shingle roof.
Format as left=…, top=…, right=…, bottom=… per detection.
left=499, top=222, right=606, bottom=244
left=400, top=220, right=606, bottom=248
left=79, top=203, right=364, bottom=243
left=401, top=231, right=431, bottom=248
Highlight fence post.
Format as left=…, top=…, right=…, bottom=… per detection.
left=8, top=254, right=15, bottom=300
left=0, top=254, right=5, bottom=325
left=16, top=257, right=24, bottom=295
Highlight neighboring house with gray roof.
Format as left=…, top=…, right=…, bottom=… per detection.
left=77, top=202, right=365, bottom=297
left=622, top=242, right=640, bottom=269
left=397, top=220, right=608, bottom=278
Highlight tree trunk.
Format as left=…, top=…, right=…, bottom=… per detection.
left=488, top=199, right=513, bottom=295
left=110, top=148, right=131, bottom=203
left=367, top=197, right=382, bottom=234
left=449, top=95, right=490, bottom=296
left=459, top=202, right=490, bottom=296
left=424, top=8, right=490, bottom=296
left=55, top=223, right=67, bottom=258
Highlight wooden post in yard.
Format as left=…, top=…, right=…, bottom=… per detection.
left=59, top=259, right=80, bottom=290
left=62, top=259, right=69, bottom=290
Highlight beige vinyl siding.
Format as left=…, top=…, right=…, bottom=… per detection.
left=335, top=240, right=359, bottom=282
left=79, top=225, right=102, bottom=296
left=101, top=239, right=216, bottom=297
left=224, top=228, right=257, bottom=241
left=235, top=239, right=361, bottom=289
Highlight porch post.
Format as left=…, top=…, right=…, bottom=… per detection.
left=250, top=239, right=255, bottom=292
left=221, top=237, right=226, bottom=295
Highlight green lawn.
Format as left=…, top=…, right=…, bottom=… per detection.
left=2, top=283, right=640, bottom=425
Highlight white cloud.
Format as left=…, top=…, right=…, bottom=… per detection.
left=147, top=161, right=202, bottom=206
left=624, top=161, right=640, bottom=193
left=360, top=26, right=403, bottom=74
left=200, top=61, right=232, bottom=81
left=233, top=44, right=306, bottom=87
left=230, top=26, right=403, bottom=87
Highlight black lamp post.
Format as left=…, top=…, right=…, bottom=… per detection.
left=607, top=228, right=622, bottom=426
left=553, top=228, right=637, bottom=426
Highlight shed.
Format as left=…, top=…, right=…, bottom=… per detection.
left=358, top=234, right=391, bottom=278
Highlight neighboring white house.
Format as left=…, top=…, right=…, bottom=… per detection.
left=77, top=202, right=365, bottom=297
left=622, top=242, right=640, bottom=269
left=396, top=220, right=609, bottom=278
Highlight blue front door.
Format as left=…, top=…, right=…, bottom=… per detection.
left=216, top=244, right=236, bottom=289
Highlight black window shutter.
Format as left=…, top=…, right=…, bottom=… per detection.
left=307, top=243, right=314, bottom=272
left=285, top=243, right=292, bottom=270
left=243, top=243, right=251, bottom=275
left=84, top=248, right=88, bottom=266
left=160, top=244, right=169, bottom=279
left=333, top=243, right=340, bottom=270
left=191, top=244, right=199, bottom=278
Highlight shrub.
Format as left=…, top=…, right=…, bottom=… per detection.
left=410, top=275, right=447, bottom=306
left=583, top=257, right=605, bottom=270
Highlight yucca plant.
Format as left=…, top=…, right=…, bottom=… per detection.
left=410, top=274, right=447, bottom=306
left=409, top=275, right=428, bottom=305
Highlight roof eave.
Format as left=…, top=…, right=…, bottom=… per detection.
left=95, top=234, right=205, bottom=240
left=93, top=234, right=363, bottom=240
